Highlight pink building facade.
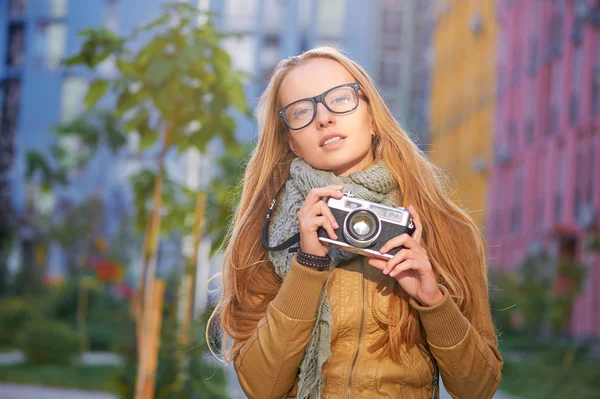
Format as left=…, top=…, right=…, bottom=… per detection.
left=487, top=0, right=600, bottom=338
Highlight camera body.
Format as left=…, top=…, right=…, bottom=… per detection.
left=317, top=192, right=416, bottom=260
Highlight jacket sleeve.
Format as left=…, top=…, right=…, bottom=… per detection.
left=233, top=258, right=329, bottom=399
left=410, top=275, right=504, bottom=399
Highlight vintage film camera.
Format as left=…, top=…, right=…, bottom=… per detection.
left=317, top=191, right=416, bottom=259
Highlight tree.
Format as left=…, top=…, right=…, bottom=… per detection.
left=62, top=3, right=249, bottom=397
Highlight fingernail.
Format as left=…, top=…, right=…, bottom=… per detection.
left=334, top=222, right=339, bottom=229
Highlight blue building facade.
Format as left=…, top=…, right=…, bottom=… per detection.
left=1, top=0, right=166, bottom=216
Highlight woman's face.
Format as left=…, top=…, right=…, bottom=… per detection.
left=278, top=58, right=374, bottom=176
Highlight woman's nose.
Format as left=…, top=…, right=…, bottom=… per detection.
left=314, top=102, right=335, bottom=128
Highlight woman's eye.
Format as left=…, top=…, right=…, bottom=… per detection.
left=332, top=96, right=350, bottom=104
left=293, top=108, right=311, bottom=119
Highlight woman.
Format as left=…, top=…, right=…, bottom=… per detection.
left=210, top=47, right=503, bottom=398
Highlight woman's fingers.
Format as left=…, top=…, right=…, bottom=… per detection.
left=305, top=185, right=344, bottom=206
left=315, top=201, right=339, bottom=230
left=389, top=259, right=429, bottom=278
left=379, top=233, right=422, bottom=255
left=408, top=205, right=423, bottom=245
left=300, top=216, right=337, bottom=240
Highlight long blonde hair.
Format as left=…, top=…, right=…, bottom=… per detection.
left=210, top=47, right=489, bottom=363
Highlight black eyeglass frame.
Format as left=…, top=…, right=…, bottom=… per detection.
left=278, top=82, right=362, bottom=131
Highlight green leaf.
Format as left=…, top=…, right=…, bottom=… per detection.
left=85, top=80, right=110, bottom=109
left=136, top=37, right=170, bottom=69
left=138, top=121, right=159, bottom=151
left=132, top=13, right=170, bottom=35
left=116, top=88, right=148, bottom=116
left=25, top=151, right=53, bottom=184
left=124, top=109, right=149, bottom=134
left=116, top=59, right=139, bottom=77
left=212, top=47, right=231, bottom=76
left=147, top=58, right=173, bottom=87
left=219, top=114, right=237, bottom=146
left=227, top=80, right=248, bottom=114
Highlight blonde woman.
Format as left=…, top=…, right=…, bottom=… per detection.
left=210, top=47, right=503, bottom=399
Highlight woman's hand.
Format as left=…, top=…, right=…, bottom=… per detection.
left=367, top=205, right=443, bottom=307
left=297, top=185, right=344, bottom=257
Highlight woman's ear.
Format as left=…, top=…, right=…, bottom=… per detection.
left=288, top=136, right=300, bottom=157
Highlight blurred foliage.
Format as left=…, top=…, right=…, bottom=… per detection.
left=26, top=111, right=125, bottom=191
left=46, top=282, right=134, bottom=352
left=57, top=0, right=250, bottom=244
left=490, top=251, right=587, bottom=339
left=500, top=340, right=600, bottom=399
left=586, top=232, right=600, bottom=253
left=61, top=6, right=249, bottom=395
left=16, top=319, right=80, bottom=366
left=0, top=222, right=14, bottom=298
left=116, top=290, right=229, bottom=399
left=0, top=363, right=120, bottom=393
left=0, top=297, right=38, bottom=347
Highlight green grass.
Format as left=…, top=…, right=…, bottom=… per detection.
left=0, top=363, right=121, bottom=393
left=499, top=342, right=600, bottom=399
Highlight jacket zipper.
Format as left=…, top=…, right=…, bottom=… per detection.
left=430, top=361, right=439, bottom=399
left=346, top=258, right=366, bottom=399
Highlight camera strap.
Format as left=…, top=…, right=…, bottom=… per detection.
left=261, top=182, right=300, bottom=253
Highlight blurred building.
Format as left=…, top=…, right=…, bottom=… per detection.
left=206, top=0, right=434, bottom=146
left=429, top=0, right=498, bottom=229
left=0, top=0, right=165, bottom=279
left=371, top=0, right=434, bottom=146
left=486, top=1, right=600, bottom=338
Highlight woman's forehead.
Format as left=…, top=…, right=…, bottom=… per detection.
left=278, top=58, right=355, bottom=105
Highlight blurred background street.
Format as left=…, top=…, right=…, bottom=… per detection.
left=0, top=0, right=599, bottom=398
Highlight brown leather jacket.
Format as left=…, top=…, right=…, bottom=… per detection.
left=234, top=256, right=503, bottom=399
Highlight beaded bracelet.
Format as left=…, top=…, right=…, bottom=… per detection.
left=296, top=250, right=331, bottom=271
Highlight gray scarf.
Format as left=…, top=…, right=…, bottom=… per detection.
left=267, top=158, right=400, bottom=398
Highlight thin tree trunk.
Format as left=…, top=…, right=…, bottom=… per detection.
left=143, top=279, right=165, bottom=399
left=134, top=169, right=164, bottom=399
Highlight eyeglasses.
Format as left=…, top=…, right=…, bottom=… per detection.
left=278, top=82, right=362, bottom=131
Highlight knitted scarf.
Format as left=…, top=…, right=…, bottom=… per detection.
left=267, top=157, right=400, bottom=398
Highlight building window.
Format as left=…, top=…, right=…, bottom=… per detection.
left=7, top=23, right=26, bottom=67
left=261, top=37, right=279, bottom=82
left=570, top=45, right=583, bottom=125
left=511, top=167, right=523, bottom=233
left=104, top=0, right=118, bottom=32
left=525, top=77, right=536, bottom=145
left=222, top=35, right=256, bottom=75
left=536, top=154, right=548, bottom=230
left=264, top=0, right=283, bottom=36
left=592, top=36, right=600, bottom=115
left=225, top=0, right=256, bottom=33
left=317, top=0, right=346, bottom=39
left=587, top=140, right=596, bottom=204
left=554, top=150, right=566, bottom=223
left=0, top=80, right=21, bottom=169
left=33, top=21, right=67, bottom=70
left=548, top=13, right=563, bottom=60
left=574, top=143, right=586, bottom=217
left=49, top=0, right=68, bottom=18
left=9, top=0, right=27, bottom=15
left=61, top=76, right=88, bottom=122
left=380, top=53, right=401, bottom=88
left=548, top=60, right=562, bottom=134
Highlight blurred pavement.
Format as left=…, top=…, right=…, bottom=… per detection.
left=0, top=384, right=117, bottom=399
left=0, top=351, right=122, bottom=366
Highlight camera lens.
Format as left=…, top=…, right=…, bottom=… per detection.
left=344, top=210, right=380, bottom=248
left=351, top=214, right=374, bottom=237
